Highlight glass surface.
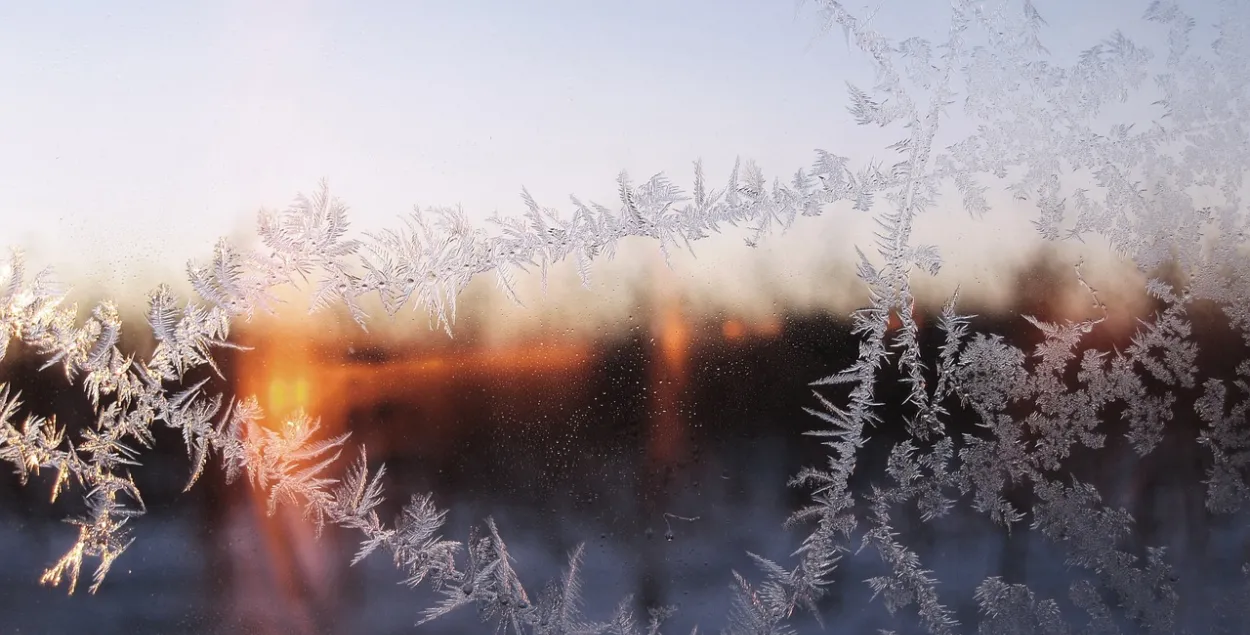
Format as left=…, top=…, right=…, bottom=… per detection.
left=1, top=1, right=1249, bottom=633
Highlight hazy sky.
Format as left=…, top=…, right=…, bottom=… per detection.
left=0, top=0, right=1202, bottom=305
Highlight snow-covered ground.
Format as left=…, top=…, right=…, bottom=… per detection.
left=2, top=436, right=1245, bottom=634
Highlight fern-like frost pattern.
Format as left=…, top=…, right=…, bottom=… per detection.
left=3, top=0, right=1250, bottom=632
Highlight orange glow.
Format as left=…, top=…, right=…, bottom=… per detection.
left=224, top=319, right=601, bottom=630
left=658, top=306, right=690, bottom=371
left=224, top=285, right=759, bottom=626
left=723, top=317, right=782, bottom=341
left=234, top=321, right=595, bottom=470
left=294, top=378, right=309, bottom=406
left=754, top=317, right=782, bottom=338
left=227, top=321, right=338, bottom=635
left=648, top=264, right=690, bottom=466
left=886, top=301, right=923, bottom=333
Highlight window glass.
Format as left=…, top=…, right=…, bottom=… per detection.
left=1, top=1, right=1248, bottom=633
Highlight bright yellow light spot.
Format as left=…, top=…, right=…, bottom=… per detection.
left=269, top=380, right=286, bottom=412
left=294, top=378, right=309, bottom=407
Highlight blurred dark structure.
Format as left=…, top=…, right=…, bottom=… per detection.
left=0, top=269, right=1246, bottom=633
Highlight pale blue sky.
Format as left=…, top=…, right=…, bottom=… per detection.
left=0, top=0, right=1204, bottom=302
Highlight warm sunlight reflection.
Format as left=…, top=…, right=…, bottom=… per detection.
left=649, top=267, right=690, bottom=466
left=722, top=317, right=782, bottom=341
left=223, top=317, right=602, bottom=630
left=231, top=323, right=337, bottom=635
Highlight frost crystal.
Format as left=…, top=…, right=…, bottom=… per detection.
left=2, top=0, right=1250, bottom=633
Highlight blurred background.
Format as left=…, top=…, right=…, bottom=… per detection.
left=1, top=255, right=1247, bottom=634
